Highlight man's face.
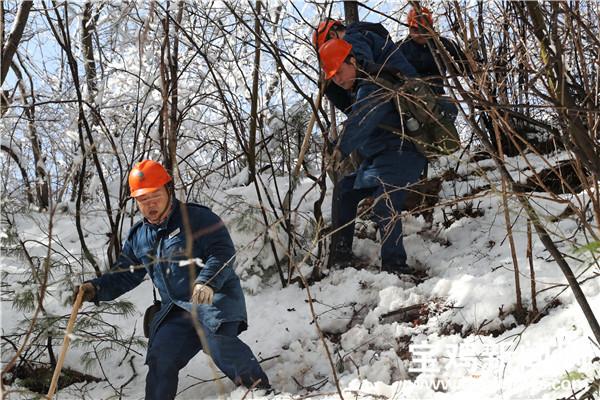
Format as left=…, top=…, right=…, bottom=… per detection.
left=409, top=27, right=431, bottom=45
left=135, top=186, right=171, bottom=224
left=332, top=59, right=356, bottom=90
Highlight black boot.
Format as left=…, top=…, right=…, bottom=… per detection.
left=327, top=239, right=353, bottom=268
left=381, top=263, right=416, bottom=276
left=381, top=263, right=428, bottom=283
left=329, top=247, right=353, bottom=268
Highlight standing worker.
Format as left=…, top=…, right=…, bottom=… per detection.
left=77, top=160, right=270, bottom=399
left=398, top=6, right=471, bottom=117
left=316, top=24, right=427, bottom=275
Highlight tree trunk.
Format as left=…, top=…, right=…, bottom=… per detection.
left=247, top=0, right=262, bottom=184
left=1, top=0, right=33, bottom=85
left=11, top=59, right=49, bottom=209
left=168, top=2, right=184, bottom=183
left=343, top=1, right=359, bottom=24
left=81, top=1, right=98, bottom=109
left=1, top=2, right=5, bottom=51
left=159, top=8, right=171, bottom=172
left=0, top=143, right=34, bottom=204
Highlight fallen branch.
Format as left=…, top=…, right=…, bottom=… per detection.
left=379, top=304, right=424, bottom=324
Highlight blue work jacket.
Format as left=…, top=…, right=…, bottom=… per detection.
left=337, top=25, right=425, bottom=188
left=398, top=36, right=470, bottom=95
left=89, top=200, right=247, bottom=336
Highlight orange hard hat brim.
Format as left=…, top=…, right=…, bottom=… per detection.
left=131, top=185, right=162, bottom=198
left=324, top=68, right=337, bottom=80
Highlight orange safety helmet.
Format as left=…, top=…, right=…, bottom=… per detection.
left=319, top=39, right=353, bottom=79
left=407, top=6, right=433, bottom=29
left=128, top=159, right=172, bottom=198
left=312, top=19, right=343, bottom=49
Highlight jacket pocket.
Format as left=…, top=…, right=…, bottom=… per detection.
left=162, top=236, right=187, bottom=263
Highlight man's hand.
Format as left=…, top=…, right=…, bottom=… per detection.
left=191, top=284, right=214, bottom=305
left=74, top=282, right=96, bottom=303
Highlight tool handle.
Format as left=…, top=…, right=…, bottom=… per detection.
left=47, top=287, right=85, bottom=399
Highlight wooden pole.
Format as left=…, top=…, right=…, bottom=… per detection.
left=47, top=287, right=84, bottom=399
left=291, top=83, right=325, bottom=179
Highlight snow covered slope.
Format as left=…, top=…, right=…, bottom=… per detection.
left=1, top=150, right=598, bottom=400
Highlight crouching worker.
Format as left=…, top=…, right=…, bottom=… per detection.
left=77, top=160, right=270, bottom=399
left=318, top=38, right=427, bottom=276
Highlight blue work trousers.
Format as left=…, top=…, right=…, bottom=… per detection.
left=331, top=153, right=426, bottom=267
left=145, top=307, right=269, bottom=400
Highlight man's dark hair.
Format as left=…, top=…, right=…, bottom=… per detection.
left=330, top=20, right=346, bottom=33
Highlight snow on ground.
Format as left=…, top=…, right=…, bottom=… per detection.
left=1, top=150, right=599, bottom=399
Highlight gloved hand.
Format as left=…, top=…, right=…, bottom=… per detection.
left=191, top=284, right=214, bottom=305
left=74, top=282, right=96, bottom=303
